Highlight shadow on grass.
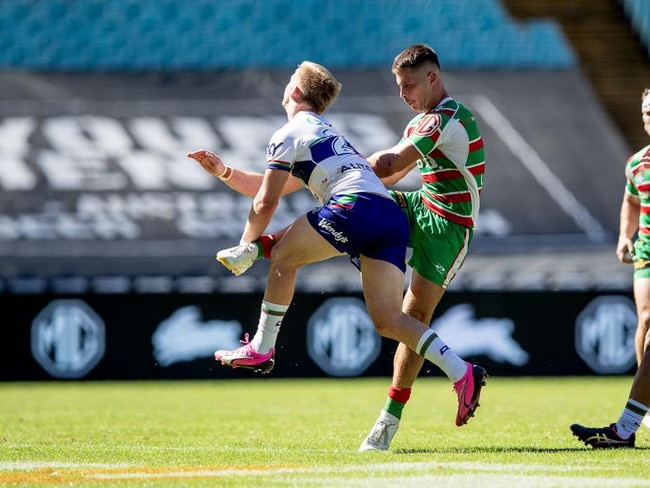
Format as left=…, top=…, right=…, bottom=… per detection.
left=394, top=445, right=650, bottom=454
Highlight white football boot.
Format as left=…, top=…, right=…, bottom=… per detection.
left=358, top=411, right=400, bottom=452
left=216, top=242, right=259, bottom=276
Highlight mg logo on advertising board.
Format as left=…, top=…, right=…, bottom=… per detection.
left=31, top=299, right=105, bottom=379
left=575, top=295, right=637, bottom=374
left=307, top=297, right=381, bottom=377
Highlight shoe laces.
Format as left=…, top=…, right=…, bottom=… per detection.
left=368, top=420, right=390, bottom=444
left=231, top=246, right=247, bottom=258
left=232, top=333, right=254, bottom=353
left=236, top=242, right=257, bottom=257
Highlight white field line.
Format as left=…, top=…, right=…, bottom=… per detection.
left=0, top=461, right=132, bottom=471
left=3, top=460, right=648, bottom=488
left=279, top=473, right=650, bottom=488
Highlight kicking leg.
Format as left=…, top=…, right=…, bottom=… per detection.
left=215, top=215, right=341, bottom=371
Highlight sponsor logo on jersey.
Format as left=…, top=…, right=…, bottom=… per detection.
left=31, top=299, right=105, bottom=378
left=332, top=136, right=360, bottom=156
left=575, top=295, right=636, bottom=374
left=266, top=141, right=284, bottom=158
left=340, top=161, right=372, bottom=173
left=307, top=297, right=381, bottom=376
left=413, top=114, right=441, bottom=137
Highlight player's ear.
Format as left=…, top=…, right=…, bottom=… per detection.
left=291, top=85, right=304, bottom=102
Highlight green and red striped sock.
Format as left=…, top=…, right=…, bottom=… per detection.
left=383, top=386, right=412, bottom=420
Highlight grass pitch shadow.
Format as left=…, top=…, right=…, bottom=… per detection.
left=395, top=445, right=650, bottom=454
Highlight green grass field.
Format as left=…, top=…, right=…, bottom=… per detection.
left=1, top=376, right=649, bottom=487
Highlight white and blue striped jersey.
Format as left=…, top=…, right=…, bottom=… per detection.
left=265, top=111, right=390, bottom=204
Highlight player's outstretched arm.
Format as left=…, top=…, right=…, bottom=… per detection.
left=188, top=149, right=263, bottom=197
left=187, top=149, right=302, bottom=198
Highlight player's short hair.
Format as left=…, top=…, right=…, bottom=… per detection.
left=392, top=44, right=441, bottom=74
left=642, top=88, right=650, bottom=112
left=296, top=61, right=342, bottom=114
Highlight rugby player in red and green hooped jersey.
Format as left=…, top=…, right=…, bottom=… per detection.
left=621, top=88, right=650, bottom=369
left=570, top=89, right=650, bottom=448
left=359, top=44, right=487, bottom=451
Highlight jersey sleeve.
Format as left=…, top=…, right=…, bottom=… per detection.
left=625, top=155, right=640, bottom=196
left=405, top=113, right=446, bottom=157
left=265, top=127, right=295, bottom=172
left=627, top=183, right=639, bottom=197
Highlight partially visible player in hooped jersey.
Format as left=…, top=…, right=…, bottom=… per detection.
left=188, top=44, right=488, bottom=451
left=571, top=88, right=650, bottom=449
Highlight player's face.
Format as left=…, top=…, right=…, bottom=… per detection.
left=395, top=65, right=436, bottom=113
left=642, top=93, right=650, bottom=138
left=643, top=108, right=650, bottom=138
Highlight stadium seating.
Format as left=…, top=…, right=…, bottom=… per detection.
left=0, top=0, right=576, bottom=71
left=620, top=0, right=650, bottom=57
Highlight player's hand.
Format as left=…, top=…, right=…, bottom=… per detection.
left=616, top=236, right=634, bottom=264
left=187, top=149, right=226, bottom=178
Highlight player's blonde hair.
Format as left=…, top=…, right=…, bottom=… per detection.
left=296, top=61, right=342, bottom=114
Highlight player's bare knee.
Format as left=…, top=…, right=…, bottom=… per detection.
left=368, top=310, right=401, bottom=338
left=269, top=256, right=298, bottom=276
left=269, top=242, right=298, bottom=269
left=641, top=309, right=650, bottom=329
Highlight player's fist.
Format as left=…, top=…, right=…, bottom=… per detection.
left=616, top=235, right=634, bottom=264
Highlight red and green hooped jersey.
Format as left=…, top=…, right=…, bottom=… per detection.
left=625, top=144, right=650, bottom=241
left=403, top=97, right=485, bottom=228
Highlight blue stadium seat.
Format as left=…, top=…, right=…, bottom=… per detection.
left=0, top=0, right=578, bottom=71
left=621, top=0, right=650, bottom=57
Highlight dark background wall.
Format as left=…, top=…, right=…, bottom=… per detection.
left=4, top=290, right=637, bottom=381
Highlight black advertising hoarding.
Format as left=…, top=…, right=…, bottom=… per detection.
left=1, top=291, right=637, bottom=381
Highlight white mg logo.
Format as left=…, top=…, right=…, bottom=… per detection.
left=31, top=300, right=106, bottom=379
left=307, top=297, right=381, bottom=377
left=575, top=295, right=637, bottom=374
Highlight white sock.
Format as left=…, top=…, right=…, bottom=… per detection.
left=615, top=398, right=648, bottom=438
left=250, top=300, right=289, bottom=354
left=378, top=410, right=399, bottom=423
left=416, top=328, right=468, bottom=383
